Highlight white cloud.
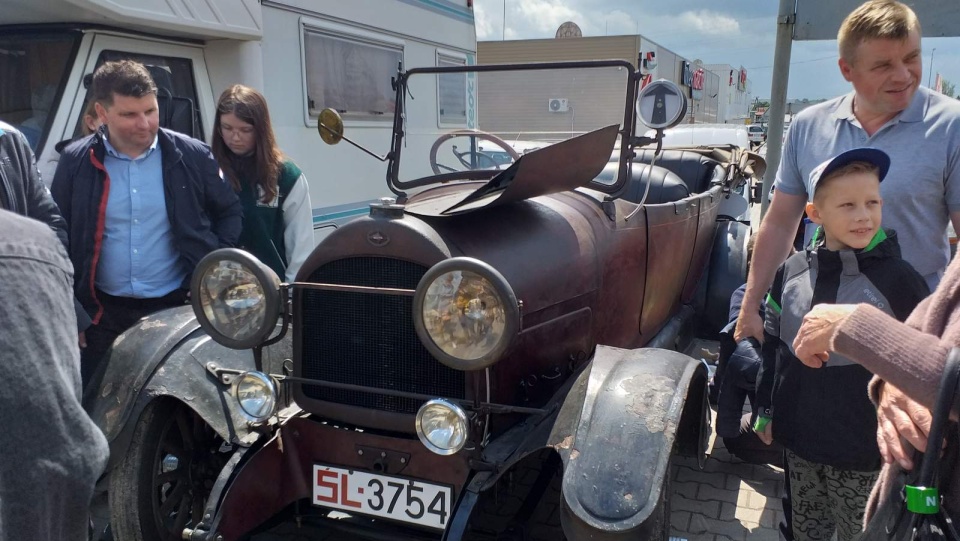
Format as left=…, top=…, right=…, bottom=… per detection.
left=676, top=10, right=741, bottom=37
left=474, top=2, right=499, bottom=41
left=602, top=9, right=639, bottom=36
left=512, top=0, right=585, bottom=36
left=482, top=2, right=741, bottom=42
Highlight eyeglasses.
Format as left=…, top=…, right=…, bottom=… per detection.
left=220, top=124, right=255, bottom=138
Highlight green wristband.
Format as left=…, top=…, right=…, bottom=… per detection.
left=905, top=485, right=939, bottom=514
left=753, top=416, right=771, bottom=432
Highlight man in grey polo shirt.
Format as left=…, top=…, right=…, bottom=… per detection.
left=736, top=0, right=960, bottom=345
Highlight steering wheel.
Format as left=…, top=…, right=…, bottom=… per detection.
left=429, top=130, right=521, bottom=175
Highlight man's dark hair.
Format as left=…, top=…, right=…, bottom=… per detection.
left=90, top=60, right=157, bottom=106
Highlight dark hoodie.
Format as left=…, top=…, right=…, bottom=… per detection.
left=756, top=228, right=929, bottom=471
left=50, top=127, right=242, bottom=325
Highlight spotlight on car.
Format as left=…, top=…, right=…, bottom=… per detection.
left=415, top=399, right=469, bottom=455
left=233, top=371, right=279, bottom=423
left=413, top=257, right=520, bottom=371
left=190, top=248, right=282, bottom=350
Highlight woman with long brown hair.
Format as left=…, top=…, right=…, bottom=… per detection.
left=212, top=84, right=314, bottom=281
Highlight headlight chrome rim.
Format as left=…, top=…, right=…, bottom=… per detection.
left=412, top=257, right=520, bottom=371
left=415, top=398, right=470, bottom=456
left=232, top=371, right=279, bottom=423
left=190, top=248, right=282, bottom=350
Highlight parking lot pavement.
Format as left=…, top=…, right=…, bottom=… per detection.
left=669, top=424, right=785, bottom=541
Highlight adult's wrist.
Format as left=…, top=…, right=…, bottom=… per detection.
left=739, top=291, right=761, bottom=313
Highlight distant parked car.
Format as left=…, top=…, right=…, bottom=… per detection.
left=476, top=139, right=552, bottom=167
left=645, top=123, right=750, bottom=149
left=748, top=125, right=765, bottom=144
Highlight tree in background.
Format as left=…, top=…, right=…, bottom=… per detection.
left=942, top=78, right=956, bottom=98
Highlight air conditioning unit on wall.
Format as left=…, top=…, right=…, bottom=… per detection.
left=548, top=98, right=569, bottom=113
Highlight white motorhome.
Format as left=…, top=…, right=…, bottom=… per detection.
left=0, top=0, right=477, bottom=239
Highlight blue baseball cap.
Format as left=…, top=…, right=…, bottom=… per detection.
left=808, top=147, right=890, bottom=201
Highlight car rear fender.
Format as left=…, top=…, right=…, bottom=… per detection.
left=703, top=219, right=751, bottom=334
left=84, top=306, right=263, bottom=471
left=550, top=345, right=706, bottom=536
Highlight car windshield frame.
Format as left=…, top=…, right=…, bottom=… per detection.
left=0, top=28, right=83, bottom=153
left=386, top=59, right=642, bottom=199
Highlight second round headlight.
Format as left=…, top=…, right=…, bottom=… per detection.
left=415, top=399, right=469, bottom=455
left=233, top=371, right=278, bottom=423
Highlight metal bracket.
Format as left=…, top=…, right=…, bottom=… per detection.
left=601, top=198, right=617, bottom=220
left=205, top=362, right=244, bottom=386
left=355, top=445, right=411, bottom=475
left=778, top=13, right=796, bottom=25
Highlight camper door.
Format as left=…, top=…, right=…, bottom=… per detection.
left=41, top=34, right=215, bottom=181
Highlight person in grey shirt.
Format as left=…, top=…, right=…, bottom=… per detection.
left=0, top=209, right=108, bottom=540
left=737, top=0, right=960, bottom=346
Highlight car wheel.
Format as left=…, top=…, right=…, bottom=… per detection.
left=647, top=458, right=673, bottom=541
left=109, top=399, right=229, bottom=541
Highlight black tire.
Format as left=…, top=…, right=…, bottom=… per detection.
left=648, top=457, right=673, bottom=541
left=109, top=399, right=229, bottom=541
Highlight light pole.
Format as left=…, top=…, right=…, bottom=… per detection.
left=928, top=47, right=937, bottom=87
left=502, top=0, right=507, bottom=41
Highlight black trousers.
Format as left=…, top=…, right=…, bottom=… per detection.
left=80, top=288, right=188, bottom=390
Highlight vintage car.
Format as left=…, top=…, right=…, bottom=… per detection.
left=85, top=61, right=762, bottom=541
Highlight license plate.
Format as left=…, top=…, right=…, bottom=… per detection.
left=312, top=464, right=453, bottom=530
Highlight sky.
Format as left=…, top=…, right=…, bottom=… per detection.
left=473, top=0, right=960, bottom=101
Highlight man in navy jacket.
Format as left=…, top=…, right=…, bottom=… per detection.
left=51, top=60, right=242, bottom=388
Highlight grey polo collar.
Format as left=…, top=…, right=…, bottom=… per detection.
left=831, top=87, right=926, bottom=124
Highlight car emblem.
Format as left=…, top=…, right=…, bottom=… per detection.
left=367, top=230, right=389, bottom=247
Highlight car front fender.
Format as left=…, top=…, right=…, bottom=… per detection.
left=84, top=306, right=271, bottom=471
left=550, top=345, right=706, bottom=539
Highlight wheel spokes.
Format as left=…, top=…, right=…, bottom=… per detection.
left=154, top=469, right=186, bottom=490
left=151, top=404, right=228, bottom=539
left=174, top=408, right=195, bottom=453
left=170, top=492, right=193, bottom=536
left=159, top=480, right=188, bottom=517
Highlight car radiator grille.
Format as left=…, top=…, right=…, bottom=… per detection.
left=299, top=257, right=466, bottom=414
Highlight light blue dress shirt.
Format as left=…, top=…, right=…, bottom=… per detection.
left=96, top=136, right=185, bottom=298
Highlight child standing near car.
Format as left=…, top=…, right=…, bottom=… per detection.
left=753, top=148, right=928, bottom=541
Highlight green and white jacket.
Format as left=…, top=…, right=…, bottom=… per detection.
left=234, top=157, right=314, bottom=282
left=756, top=228, right=928, bottom=471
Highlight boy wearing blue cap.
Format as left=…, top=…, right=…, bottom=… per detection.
left=753, top=148, right=929, bottom=541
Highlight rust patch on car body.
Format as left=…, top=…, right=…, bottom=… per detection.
left=621, top=375, right=675, bottom=433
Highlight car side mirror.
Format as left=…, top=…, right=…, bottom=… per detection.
left=316, top=108, right=389, bottom=163
left=317, top=108, right=344, bottom=145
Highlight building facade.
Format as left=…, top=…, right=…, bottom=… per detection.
left=704, top=63, right=752, bottom=124
left=476, top=32, right=725, bottom=139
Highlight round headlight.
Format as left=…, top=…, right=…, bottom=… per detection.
left=233, top=371, right=278, bottom=423
left=415, top=399, right=469, bottom=455
left=190, top=249, right=282, bottom=349
left=413, top=258, right=520, bottom=371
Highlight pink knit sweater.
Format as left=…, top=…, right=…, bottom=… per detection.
left=833, top=253, right=960, bottom=519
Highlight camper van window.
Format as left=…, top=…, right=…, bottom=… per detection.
left=437, top=54, right=467, bottom=126
left=303, top=29, right=402, bottom=122
left=93, top=51, right=203, bottom=139
left=0, top=32, right=79, bottom=152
